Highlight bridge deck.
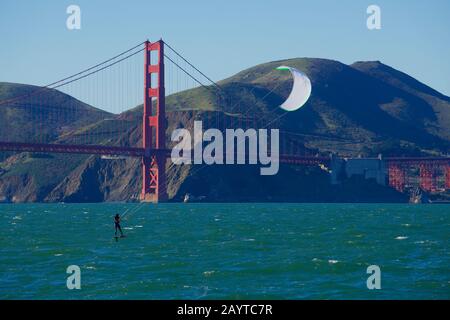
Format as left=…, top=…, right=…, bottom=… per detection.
left=0, top=142, right=448, bottom=165
left=0, top=142, right=149, bottom=157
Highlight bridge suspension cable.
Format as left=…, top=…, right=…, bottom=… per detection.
left=51, top=48, right=145, bottom=90
left=0, top=41, right=146, bottom=107
left=163, top=40, right=223, bottom=92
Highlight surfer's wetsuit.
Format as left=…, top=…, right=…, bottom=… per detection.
left=114, top=214, right=124, bottom=237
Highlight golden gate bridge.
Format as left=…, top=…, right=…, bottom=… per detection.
left=0, top=40, right=449, bottom=202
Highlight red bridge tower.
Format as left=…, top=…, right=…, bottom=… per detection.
left=141, top=40, right=167, bottom=202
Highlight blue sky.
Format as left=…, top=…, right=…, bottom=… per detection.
left=1, top=0, right=449, bottom=98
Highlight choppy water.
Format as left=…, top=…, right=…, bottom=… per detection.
left=0, top=203, right=449, bottom=299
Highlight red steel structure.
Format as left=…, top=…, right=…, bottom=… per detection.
left=446, top=166, right=450, bottom=190
left=386, top=158, right=450, bottom=192
left=0, top=142, right=148, bottom=157
left=388, top=164, right=406, bottom=192
left=419, top=164, right=434, bottom=192
left=141, top=40, right=167, bottom=202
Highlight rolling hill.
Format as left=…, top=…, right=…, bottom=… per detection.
left=0, top=58, right=449, bottom=202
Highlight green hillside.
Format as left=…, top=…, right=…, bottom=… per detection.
left=1, top=57, right=449, bottom=203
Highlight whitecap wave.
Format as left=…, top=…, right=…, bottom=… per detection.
left=328, top=259, right=339, bottom=264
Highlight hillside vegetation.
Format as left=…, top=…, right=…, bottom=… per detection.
left=0, top=58, right=449, bottom=202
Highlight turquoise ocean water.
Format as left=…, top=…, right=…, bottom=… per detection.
left=0, top=203, right=449, bottom=299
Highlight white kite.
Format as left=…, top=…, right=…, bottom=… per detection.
left=276, top=66, right=312, bottom=111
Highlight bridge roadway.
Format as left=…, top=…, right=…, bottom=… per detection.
left=0, top=141, right=449, bottom=166
left=0, top=141, right=330, bottom=165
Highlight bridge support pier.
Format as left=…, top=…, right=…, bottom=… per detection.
left=419, top=164, right=435, bottom=192
left=141, top=40, right=167, bottom=202
left=388, top=164, right=406, bottom=192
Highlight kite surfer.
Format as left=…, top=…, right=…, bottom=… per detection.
left=114, top=213, right=124, bottom=238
